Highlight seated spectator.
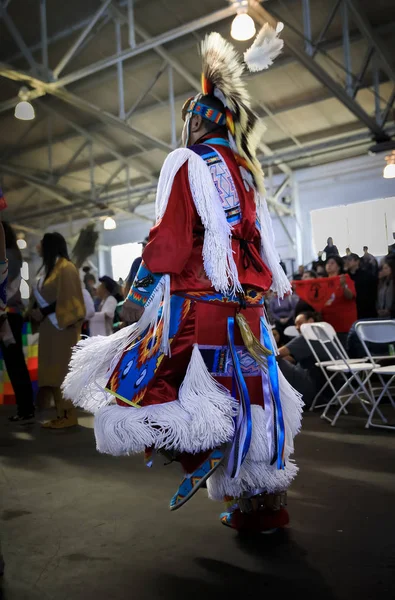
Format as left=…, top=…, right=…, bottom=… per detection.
left=277, top=311, right=340, bottom=407
left=377, top=256, right=395, bottom=318
left=321, top=256, right=357, bottom=346
left=267, top=291, right=298, bottom=345
left=345, top=253, right=378, bottom=319
left=316, top=263, right=327, bottom=277
left=361, top=246, right=378, bottom=276
left=89, top=276, right=123, bottom=336
left=323, top=237, right=339, bottom=257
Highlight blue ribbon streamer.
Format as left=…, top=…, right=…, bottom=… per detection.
left=226, top=317, right=252, bottom=478
left=260, top=318, right=286, bottom=470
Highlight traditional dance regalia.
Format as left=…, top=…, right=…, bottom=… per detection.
left=64, top=23, right=303, bottom=533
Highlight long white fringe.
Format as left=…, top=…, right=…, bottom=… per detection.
left=207, top=404, right=299, bottom=501
left=179, top=344, right=238, bottom=449
left=278, top=367, right=304, bottom=456
left=62, top=275, right=170, bottom=413
left=256, top=193, right=292, bottom=298
left=94, top=345, right=236, bottom=456
left=155, top=148, right=242, bottom=295
left=244, top=22, right=285, bottom=73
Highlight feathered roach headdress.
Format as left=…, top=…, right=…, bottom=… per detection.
left=183, top=21, right=284, bottom=194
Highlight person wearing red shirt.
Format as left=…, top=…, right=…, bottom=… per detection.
left=64, top=24, right=303, bottom=534
left=322, top=256, right=357, bottom=345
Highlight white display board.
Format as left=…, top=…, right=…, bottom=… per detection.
left=311, top=197, right=395, bottom=257
left=111, top=242, right=142, bottom=282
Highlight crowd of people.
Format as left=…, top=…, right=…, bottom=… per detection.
left=0, top=223, right=126, bottom=427
left=2, top=222, right=394, bottom=425
left=267, top=237, right=395, bottom=406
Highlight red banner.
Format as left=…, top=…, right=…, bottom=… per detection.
left=292, top=275, right=344, bottom=312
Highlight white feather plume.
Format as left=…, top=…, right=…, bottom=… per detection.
left=244, top=22, right=284, bottom=72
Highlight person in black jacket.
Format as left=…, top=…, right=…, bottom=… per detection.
left=323, top=237, right=339, bottom=257
left=2, top=222, right=35, bottom=422
left=345, top=253, right=378, bottom=319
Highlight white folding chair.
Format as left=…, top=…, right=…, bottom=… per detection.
left=355, top=320, right=395, bottom=430
left=301, top=323, right=367, bottom=412
left=301, top=322, right=381, bottom=426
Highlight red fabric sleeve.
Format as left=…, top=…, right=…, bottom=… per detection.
left=142, top=162, right=197, bottom=275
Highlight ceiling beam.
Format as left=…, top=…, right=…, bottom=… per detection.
left=249, top=0, right=390, bottom=141
left=259, top=124, right=395, bottom=167
left=50, top=5, right=238, bottom=89
left=53, top=0, right=113, bottom=78
left=0, top=164, right=77, bottom=206
left=38, top=100, right=157, bottom=182
left=0, top=62, right=173, bottom=154
left=345, top=0, right=395, bottom=85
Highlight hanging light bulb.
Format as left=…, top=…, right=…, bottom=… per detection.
left=17, top=238, right=27, bottom=250
left=14, top=87, right=35, bottom=121
left=231, top=1, right=256, bottom=42
left=103, top=216, right=116, bottom=230
left=383, top=152, right=395, bottom=179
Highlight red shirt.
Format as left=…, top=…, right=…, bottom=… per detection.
left=321, top=274, right=357, bottom=333
left=143, top=136, right=272, bottom=294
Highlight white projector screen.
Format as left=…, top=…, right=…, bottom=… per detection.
left=311, top=197, right=395, bottom=257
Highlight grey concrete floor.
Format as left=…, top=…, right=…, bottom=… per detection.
left=0, top=405, right=395, bottom=600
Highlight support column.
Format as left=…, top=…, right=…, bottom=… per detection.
left=341, top=1, right=353, bottom=96
left=127, top=0, right=136, bottom=48
left=115, top=19, right=125, bottom=120
left=168, top=65, right=177, bottom=148
left=302, top=0, right=313, bottom=56
left=39, top=0, right=48, bottom=76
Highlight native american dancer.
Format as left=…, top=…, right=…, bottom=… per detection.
left=63, top=22, right=303, bottom=534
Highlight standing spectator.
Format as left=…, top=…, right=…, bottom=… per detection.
left=361, top=246, right=378, bottom=276
left=345, top=253, right=378, bottom=319
left=323, top=237, right=339, bottom=257
left=322, top=256, right=357, bottom=346
left=31, top=233, right=85, bottom=429
left=293, top=265, right=305, bottom=281
left=0, top=218, right=9, bottom=575
left=2, top=222, right=35, bottom=422
left=89, top=276, right=123, bottom=336
left=377, top=257, right=395, bottom=318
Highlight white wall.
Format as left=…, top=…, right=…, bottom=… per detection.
left=293, top=153, right=395, bottom=264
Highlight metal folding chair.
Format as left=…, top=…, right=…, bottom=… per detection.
left=355, top=320, right=395, bottom=430
left=301, top=322, right=381, bottom=426
left=301, top=323, right=367, bottom=412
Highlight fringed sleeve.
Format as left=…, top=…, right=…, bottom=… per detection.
left=143, top=163, right=197, bottom=275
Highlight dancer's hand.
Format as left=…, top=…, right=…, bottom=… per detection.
left=121, top=299, right=144, bottom=324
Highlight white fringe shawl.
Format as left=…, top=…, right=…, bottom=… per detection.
left=207, top=370, right=303, bottom=501
left=256, top=193, right=292, bottom=298
left=94, top=344, right=237, bottom=455
left=156, top=148, right=242, bottom=296
left=62, top=274, right=171, bottom=412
